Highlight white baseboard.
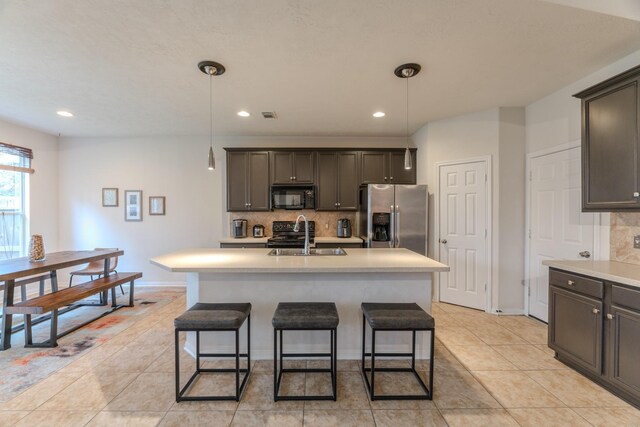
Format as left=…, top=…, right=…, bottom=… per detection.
left=135, top=281, right=186, bottom=287
left=492, top=308, right=525, bottom=316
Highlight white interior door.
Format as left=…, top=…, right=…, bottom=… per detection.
left=438, top=160, right=488, bottom=310
left=528, top=147, right=596, bottom=322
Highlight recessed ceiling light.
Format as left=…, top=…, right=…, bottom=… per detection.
left=237, top=111, right=250, bottom=117
left=373, top=111, right=386, bottom=118
left=56, top=110, right=74, bottom=117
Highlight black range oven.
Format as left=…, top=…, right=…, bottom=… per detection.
left=267, top=221, right=315, bottom=248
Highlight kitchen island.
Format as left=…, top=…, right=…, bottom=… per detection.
left=151, top=248, right=448, bottom=359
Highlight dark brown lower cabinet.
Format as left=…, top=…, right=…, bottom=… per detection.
left=548, top=268, right=640, bottom=408
left=549, top=285, right=603, bottom=375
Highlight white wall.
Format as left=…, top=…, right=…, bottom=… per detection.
left=413, top=107, right=526, bottom=313
left=58, top=135, right=408, bottom=284
left=0, top=118, right=59, bottom=253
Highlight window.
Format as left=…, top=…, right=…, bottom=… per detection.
left=0, top=143, right=33, bottom=260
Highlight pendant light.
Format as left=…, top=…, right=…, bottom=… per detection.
left=198, top=61, right=226, bottom=170
left=394, top=63, right=421, bottom=170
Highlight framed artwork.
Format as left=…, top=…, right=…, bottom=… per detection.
left=102, top=188, right=118, bottom=207
left=149, top=196, right=166, bottom=215
left=124, top=190, right=143, bottom=221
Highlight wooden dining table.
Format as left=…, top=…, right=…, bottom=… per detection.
left=0, top=249, right=123, bottom=350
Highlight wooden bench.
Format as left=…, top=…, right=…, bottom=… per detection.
left=5, top=272, right=142, bottom=347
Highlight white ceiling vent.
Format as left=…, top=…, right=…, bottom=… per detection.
left=261, top=112, right=278, bottom=119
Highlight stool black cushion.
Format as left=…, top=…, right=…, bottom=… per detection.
left=272, top=302, right=339, bottom=329
left=174, top=302, right=251, bottom=330
left=361, top=303, right=434, bottom=330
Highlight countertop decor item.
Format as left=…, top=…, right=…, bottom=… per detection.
left=28, top=234, right=45, bottom=262
left=394, top=63, right=421, bottom=170
left=198, top=60, right=226, bottom=171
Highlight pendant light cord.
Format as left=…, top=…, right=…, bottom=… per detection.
left=209, top=73, right=213, bottom=150
left=406, top=76, right=409, bottom=147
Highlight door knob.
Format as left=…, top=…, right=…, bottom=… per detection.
left=579, top=251, right=591, bottom=258
left=440, top=239, right=447, bottom=244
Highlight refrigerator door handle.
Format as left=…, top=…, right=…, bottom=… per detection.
left=389, top=205, right=395, bottom=248
left=394, top=205, right=399, bottom=247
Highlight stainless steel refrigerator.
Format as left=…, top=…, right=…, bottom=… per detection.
left=359, top=184, right=428, bottom=256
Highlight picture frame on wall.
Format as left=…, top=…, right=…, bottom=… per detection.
left=124, top=190, right=143, bottom=221
left=102, top=188, right=118, bottom=207
left=149, top=196, right=166, bottom=216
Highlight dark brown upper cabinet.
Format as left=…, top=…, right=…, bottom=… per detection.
left=360, top=150, right=416, bottom=185
left=316, top=151, right=359, bottom=211
left=574, top=65, right=640, bottom=211
left=226, top=151, right=270, bottom=212
left=271, top=151, right=315, bottom=184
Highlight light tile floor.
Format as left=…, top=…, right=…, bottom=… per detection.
left=0, top=290, right=639, bottom=426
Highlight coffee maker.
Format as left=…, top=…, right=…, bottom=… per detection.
left=372, top=213, right=390, bottom=242
left=232, top=219, right=248, bottom=238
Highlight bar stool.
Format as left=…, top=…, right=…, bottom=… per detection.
left=174, top=303, right=251, bottom=402
left=361, top=302, right=434, bottom=400
left=272, top=302, right=339, bottom=401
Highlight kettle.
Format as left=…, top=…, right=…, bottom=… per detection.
left=337, top=218, right=352, bottom=238
left=253, top=224, right=265, bottom=238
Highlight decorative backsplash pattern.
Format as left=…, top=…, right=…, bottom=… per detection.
left=227, top=211, right=357, bottom=237
left=610, top=213, right=640, bottom=265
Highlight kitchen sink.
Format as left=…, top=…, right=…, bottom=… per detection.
left=268, top=248, right=347, bottom=256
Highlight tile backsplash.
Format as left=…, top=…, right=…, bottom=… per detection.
left=610, top=212, right=640, bottom=265
left=227, top=211, right=357, bottom=237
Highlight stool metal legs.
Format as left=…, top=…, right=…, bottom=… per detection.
left=175, top=314, right=251, bottom=402
left=273, top=328, right=337, bottom=401
left=361, top=314, right=434, bottom=400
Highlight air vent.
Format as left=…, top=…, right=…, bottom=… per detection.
left=261, top=112, right=278, bottom=119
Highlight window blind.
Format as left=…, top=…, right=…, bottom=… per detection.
left=0, top=142, right=34, bottom=174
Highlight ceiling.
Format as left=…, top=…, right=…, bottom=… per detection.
left=1, top=0, right=640, bottom=138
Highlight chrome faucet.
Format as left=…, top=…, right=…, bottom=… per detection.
left=293, top=214, right=310, bottom=255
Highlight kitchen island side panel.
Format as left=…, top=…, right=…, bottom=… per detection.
left=183, top=272, right=433, bottom=360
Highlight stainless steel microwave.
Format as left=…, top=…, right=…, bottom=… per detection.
left=271, top=185, right=315, bottom=210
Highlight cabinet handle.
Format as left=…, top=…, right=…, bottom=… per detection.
left=634, top=192, right=639, bottom=198
left=607, top=313, right=614, bottom=320
left=567, top=280, right=575, bottom=286
left=384, top=177, right=388, bottom=181
left=592, top=308, right=600, bottom=314
left=337, top=202, right=341, bottom=207
left=390, top=176, right=394, bottom=180
left=290, top=176, right=293, bottom=180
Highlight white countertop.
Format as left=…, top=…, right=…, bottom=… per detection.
left=542, top=260, right=640, bottom=289
left=151, top=247, right=449, bottom=274
left=218, top=236, right=363, bottom=244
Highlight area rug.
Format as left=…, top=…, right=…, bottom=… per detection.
left=0, top=286, right=184, bottom=401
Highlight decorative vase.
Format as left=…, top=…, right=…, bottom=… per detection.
left=28, top=234, right=46, bottom=262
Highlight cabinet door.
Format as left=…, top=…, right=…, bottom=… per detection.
left=608, top=305, right=640, bottom=398
left=247, top=152, right=270, bottom=211
left=271, top=152, right=293, bottom=184
left=361, top=152, right=387, bottom=184
left=549, top=285, right=603, bottom=375
left=583, top=79, right=639, bottom=210
left=337, top=152, right=359, bottom=210
left=227, top=152, right=249, bottom=211
left=389, top=151, right=416, bottom=184
left=292, top=152, right=315, bottom=183
left=316, top=152, right=338, bottom=210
